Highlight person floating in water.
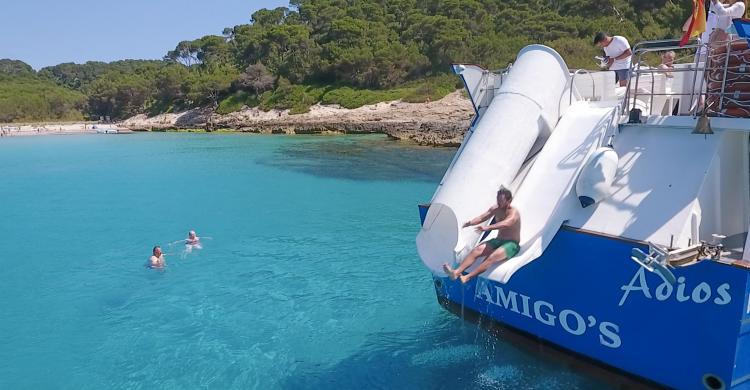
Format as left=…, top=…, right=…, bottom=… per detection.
left=443, top=187, right=521, bottom=284
left=149, top=246, right=166, bottom=269
left=186, top=230, right=202, bottom=248
left=168, top=230, right=212, bottom=258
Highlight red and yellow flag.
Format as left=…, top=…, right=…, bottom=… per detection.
left=680, top=0, right=707, bottom=46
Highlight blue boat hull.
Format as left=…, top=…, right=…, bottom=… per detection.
left=434, top=227, right=750, bottom=390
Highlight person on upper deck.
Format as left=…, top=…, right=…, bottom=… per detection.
left=594, top=32, right=632, bottom=87
left=658, top=51, right=676, bottom=78
left=443, top=187, right=521, bottom=284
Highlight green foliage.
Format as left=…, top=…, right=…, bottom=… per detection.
left=0, top=59, right=35, bottom=76
left=0, top=74, right=84, bottom=122
left=318, top=74, right=459, bottom=108
left=4, top=0, right=695, bottom=121
left=86, top=71, right=153, bottom=119
left=320, top=86, right=404, bottom=109
left=39, top=60, right=166, bottom=91
left=217, top=91, right=259, bottom=114
left=253, top=74, right=459, bottom=114
left=258, top=78, right=326, bottom=114
left=402, top=74, right=461, bottom=103
left=166, top=36, right=233, bottom=67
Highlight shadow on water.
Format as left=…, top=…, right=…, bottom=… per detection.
left=280, top=312, right=614, bottom=390
left=257, top=135, right=456, bottom=182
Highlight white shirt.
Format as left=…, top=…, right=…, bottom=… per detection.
left=711, top=1, right=746, bottom=31
left=701, top=11, right=719, bottom=42
left=603, top=36, right=632, bottom=71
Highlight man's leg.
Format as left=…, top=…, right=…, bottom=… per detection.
left=459, top=247, right=508, bottom=284
left=443, top=243, right=494, bottom=280
left=617, top=69, right=629, bottom=87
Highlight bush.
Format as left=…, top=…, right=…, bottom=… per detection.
left=0, top=75, right=85, bottom=123
left=216, top=91, right=260, bottom=114
left=253, top=74, right=461, bottom=115
left=320, top=87, right=404, bottom=108
left=258, top=79, right=327, bottom=114
left=401, top=74, right=459, bottom=103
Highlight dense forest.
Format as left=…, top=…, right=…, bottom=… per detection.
left=0, top=0, right=691, bottom=123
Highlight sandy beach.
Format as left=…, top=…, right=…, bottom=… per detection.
left=0, top=123, right=130, bottom=137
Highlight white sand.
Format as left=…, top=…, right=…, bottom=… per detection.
left=0, top=122, right=131, bottom=137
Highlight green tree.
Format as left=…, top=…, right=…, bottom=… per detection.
left=0, top=59, right=35, bottom=76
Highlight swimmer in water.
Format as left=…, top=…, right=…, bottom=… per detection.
left=149, top=246, right=165, bottom=269
left=167, top=230, right=212, bottom=258
left=186, top=230, right=202, bottom=248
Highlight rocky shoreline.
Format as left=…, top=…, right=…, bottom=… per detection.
left=120, top=90, right=474, bottom=146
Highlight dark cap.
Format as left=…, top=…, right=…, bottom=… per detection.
left=594, top=32, right=608, bottom=45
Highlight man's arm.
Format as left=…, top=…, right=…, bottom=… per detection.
left=615, top=48, right=632, bottom=60
left=711, top=0, right=744, bottom=16
left=483, top=208, right=519, bottom=231
left=607, top=47, right=632, bottom=66
left=462, top=207, right=496, bottom=228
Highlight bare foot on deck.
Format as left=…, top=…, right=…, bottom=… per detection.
left=459, top=275, right=471, bottom=284
left=442, top=263, right=459, bottom=280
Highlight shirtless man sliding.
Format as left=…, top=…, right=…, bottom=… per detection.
left=443, top=187, right=521, bottom=284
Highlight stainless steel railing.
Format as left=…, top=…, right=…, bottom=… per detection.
left=570, top=69, right=597, bottom=105
left=623, top=37, right=750, bottom=118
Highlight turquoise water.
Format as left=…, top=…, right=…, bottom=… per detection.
left=0, top=133, right=613, bottom=389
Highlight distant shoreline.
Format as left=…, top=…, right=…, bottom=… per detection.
left=0, top=123, right=103, bottom=137
left=122, top=90, right=474, bottom=146
left=1, top=91, right=474, bottom=146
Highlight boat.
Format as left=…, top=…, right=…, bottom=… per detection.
left=416, top=39, right=750, bottom=390
left=93, top=125, right=119, bottom=134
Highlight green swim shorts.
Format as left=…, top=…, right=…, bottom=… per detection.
left=485, top=238, right=520, bottom=258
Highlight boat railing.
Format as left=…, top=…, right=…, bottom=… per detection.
left=493, top=63, right=512, bottom=84
left=569, top=69, right=597, bottom=105
left=624, top=39, right=704, bottom=117
left=472, top=64, right=512, bottom=114
left=624, top=37, right=750, bottom=118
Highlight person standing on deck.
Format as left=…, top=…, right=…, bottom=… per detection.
left=594, top=32, right=633, bottom=87
left=443, top=187, right=521, bottom=284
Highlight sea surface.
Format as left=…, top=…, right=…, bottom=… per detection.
left=0, top=133, right=614, bottom=389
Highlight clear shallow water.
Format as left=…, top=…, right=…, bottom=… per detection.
left=0, top=133, right=613, bottom=389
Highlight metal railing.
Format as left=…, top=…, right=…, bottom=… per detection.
left=623, top=39, right=705, bottom=117
left=569, top=69, right=597, bottom=105
left=623, top=38, right=750, bottom=118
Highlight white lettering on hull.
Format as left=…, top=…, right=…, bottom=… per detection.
left=471, top=267, right=735, bottom=351
left=475, top=280, right=622, bottom=349
left=619, top=268, right=732, bottom=307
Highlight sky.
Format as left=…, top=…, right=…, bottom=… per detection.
left=0, top=0, right=288, bottom=69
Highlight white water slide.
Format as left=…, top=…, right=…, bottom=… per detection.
left=416, top=45, right=619, bottom=283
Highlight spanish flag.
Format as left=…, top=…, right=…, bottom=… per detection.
left=680, top=0, right=707, bottom=46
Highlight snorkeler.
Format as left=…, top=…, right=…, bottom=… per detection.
left=149, top=246, right=165, bottom=269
